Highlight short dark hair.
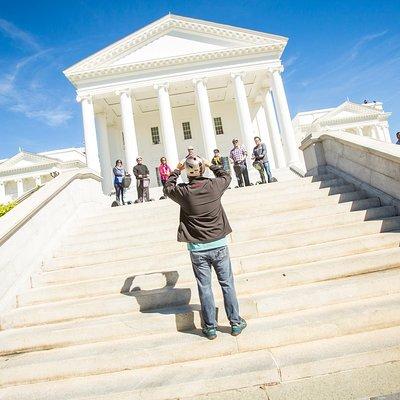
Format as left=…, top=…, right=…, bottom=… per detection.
left=397, top=131, right=400, bottom=137
left=213, top=149, right=220, bottom=153
left=254, top=136, right=261, bottom=141
left=160, top=157, right=166, bottom=163
left=115, top=159, right=123, bottom=166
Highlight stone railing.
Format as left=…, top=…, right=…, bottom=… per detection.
left=300, top=130, right=400, bottom=211
left=0, top=168, right=102, bottom=314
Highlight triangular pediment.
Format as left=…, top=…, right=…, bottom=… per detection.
left=314, top=101, right=381, bottom=125
left=64, top=14, right=287, bottom=78
left=0, top=152, right=58, bottom=172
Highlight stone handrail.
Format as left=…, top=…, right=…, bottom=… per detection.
left=300, top=130, right=400, bottom=210
left=0, top=168, right=102, bottom=315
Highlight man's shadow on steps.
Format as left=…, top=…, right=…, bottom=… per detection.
left=120, top=271, right=217, bottom=337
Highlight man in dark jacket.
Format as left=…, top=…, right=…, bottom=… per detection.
left=133, top=156, right=150, bottom=202
left=164, top=155, right=246, bottom=340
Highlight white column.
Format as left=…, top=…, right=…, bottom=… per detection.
left=263, top=90, right=286, bottom=168
left=0, top=181, right=5, bottom=203
left=35, top=176, right=41, bottom=186
left=16, top=179, right=23, bottom=198
left=193, top=78, right=217, bottom=159
left=379, top=124, right=392, bottom=143
left=154, top=83, right=179, bottom=167
left=270, top=69, right=300, bottom=166
left=355, top=127, right=363, bottom=136
left=117, top=89, right=139, bottom=174
left=95, top=112, right=113, bottom=192
left=254, top=105, right=276, bottom=169
left=77, top=95, right=101, bottom=173
left=231, top=73, right=255, bottom=155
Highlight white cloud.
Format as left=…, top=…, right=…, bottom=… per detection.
left=0, top=19, right=72, bottom=127
left=0, top=18, right=41, bottom=51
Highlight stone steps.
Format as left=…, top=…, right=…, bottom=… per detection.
left=49, top=210, right=400, bottom=268
left=31, top=230, right=400, bottom=289
left=1, top=293, right=400, bottom=388
left=56, top=204, right=396, bottom=256
left=2, top=287, right=399, bottom=356
left=1, top=325, right=399, bottom=400
left=78, top=176, right=342, bottom=226
left=4, top=262, right=400, bottom=330
left=61, top=196, right=383, bottom=246
left=18, top=244, right=400, bottom=307
left=71, top=185, right=368, bottom=236
left=2, top=170, right=400, bottom=399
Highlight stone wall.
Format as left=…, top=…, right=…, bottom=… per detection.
left=0, top=168, right=102, bottom=314
left=300, top=130, right=400, bottom=212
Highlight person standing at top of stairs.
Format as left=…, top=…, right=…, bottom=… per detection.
left=164, top=155, right=247, bottom=340
left=133, top=156, right=150, bottom=202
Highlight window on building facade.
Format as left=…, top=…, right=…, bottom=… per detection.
left=213, top=117, right=224, bottom=135
left=182, top=121, right=192, bottom=140
left=151, top=126, right=160, bottom=145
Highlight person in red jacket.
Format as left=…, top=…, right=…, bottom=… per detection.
left=158, top=157, right=172, bottom=188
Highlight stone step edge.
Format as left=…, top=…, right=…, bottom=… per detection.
left=7, top=261, right=400, bottom=333
left=50, top=214, right=400, bottom=261
left=23, top=245, right=400, bottom=308
left=43, top=225, right=400, bottom=273
left=1, top=300, right=400, bottom=389
left=3, top=289, right=400, bottom=358
left=1, top=325, right=399, bottom=399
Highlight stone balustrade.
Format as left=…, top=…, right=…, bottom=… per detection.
left=300, top=130, right=400, bottom=211
left=0, top=168, right=102, bottom=314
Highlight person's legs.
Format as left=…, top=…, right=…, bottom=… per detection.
left=137, top=181, right=143, bottom=202
left=119, top=184, right=125, bottom=205
left=258, top=166, right=266, bottom=183
left=233, top=164, right=243, bottom=187
left=190, top=251, right=217, bottom=329
left=263, top=161, right=273, bottom=183
left=210, top=246, right=241, bottom=326
left=114, top=184, right=121, bottom=203
left=241, top=164, right=251, bottom=186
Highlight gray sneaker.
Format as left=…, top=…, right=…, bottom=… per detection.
left=231, top=318, right=247, bottom=336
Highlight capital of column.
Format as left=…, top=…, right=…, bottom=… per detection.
left=192, top=77, right=208, bottom=86
left=154, top=82, right=169, bottom=91
left=76, top=94, right=93, bottom=104
left=267, top=66, right=284, bottom=74
left=116, top=88, right=132, bottom=97
left=230, top=72, right=245, bottom=81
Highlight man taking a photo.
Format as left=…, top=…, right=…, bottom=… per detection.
left=164, top=155, right=246, bottom=340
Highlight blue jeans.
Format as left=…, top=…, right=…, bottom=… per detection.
left=190, top=246, right=241, bottom=328
left=263, top=161, right=273, bottom=183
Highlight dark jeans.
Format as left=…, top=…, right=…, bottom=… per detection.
left=190, top=246, right=241, bottom=328
left=137, top=179, right=149, bottom=202
left=114, top=183, right=124, bottom=204
left=233, top=162, right=251, bottom=187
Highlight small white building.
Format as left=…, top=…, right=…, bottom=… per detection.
left=64, top=14, right=301, bottom=193
left=293, top=100, right=392, bottom=145
left=0, top=148, right=86, bottom=203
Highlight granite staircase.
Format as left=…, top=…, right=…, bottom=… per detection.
left=1, top=170, right=400, bottom=399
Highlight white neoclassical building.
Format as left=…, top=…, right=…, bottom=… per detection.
left=293, top=100, right=392, bottom=145
left=64, top=14, right=300, bottom=193
left=0, top=148, right=86, bottom=203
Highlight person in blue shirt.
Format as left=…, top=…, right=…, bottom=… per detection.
left=113, top=159, right=127, bottom=205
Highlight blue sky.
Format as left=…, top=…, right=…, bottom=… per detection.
left=0, top=0, right=399, bottom=159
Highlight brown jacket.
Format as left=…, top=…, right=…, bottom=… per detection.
left=164, top=165, right=232, bottom=243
